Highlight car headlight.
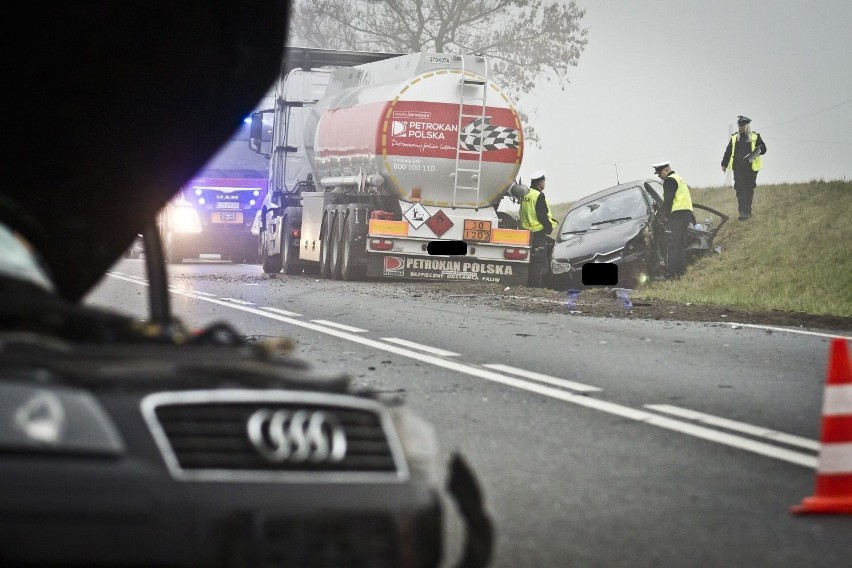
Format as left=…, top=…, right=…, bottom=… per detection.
left=0, top=382, right=124, bottom=455
left=171, top=207, right=202, bottom=234
left=550, top=259, right=572, bottom=274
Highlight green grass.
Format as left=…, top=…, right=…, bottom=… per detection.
left=550, top=180, right=852, bottom=317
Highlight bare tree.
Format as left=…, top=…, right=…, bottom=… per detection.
left=288, top=0, right=589, bottom=144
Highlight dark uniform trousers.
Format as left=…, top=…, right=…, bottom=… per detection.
left=666, top=210, right=693, bottom=278
left=733, top=167, right=758, bottom=217
left=528, top=230, right=554, bottom=288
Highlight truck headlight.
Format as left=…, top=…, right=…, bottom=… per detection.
left=172, top=207, right=202, bottom=234
left=0, top=383, right=124, bottom=455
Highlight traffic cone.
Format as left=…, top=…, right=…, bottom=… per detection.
left=791, top=338, right=852, bottom=514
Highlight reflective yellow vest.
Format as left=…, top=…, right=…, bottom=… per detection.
left=519, top=188, right=557, bottom=232
left=669, top=173, right=693, bottom=212
left=728, top=132, right=763, bottom=172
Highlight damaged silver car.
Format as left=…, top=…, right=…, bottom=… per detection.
left=549, top=179, right=728, bottom=289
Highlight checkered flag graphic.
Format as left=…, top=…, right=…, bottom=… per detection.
left=458, top=117, right=520, bottom=152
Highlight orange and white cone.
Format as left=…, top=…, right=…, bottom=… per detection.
left=791, top=338, right=852, bottom=514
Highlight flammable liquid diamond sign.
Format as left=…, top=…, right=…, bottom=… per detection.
left=425, top=209, right=454, bottom=237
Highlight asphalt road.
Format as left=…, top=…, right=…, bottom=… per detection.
left=86, top=258, right=852, bottom=568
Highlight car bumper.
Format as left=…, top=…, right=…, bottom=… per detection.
left=0, top=456, right=442, bottom=567
left=551, top=250, right=648, bottom=288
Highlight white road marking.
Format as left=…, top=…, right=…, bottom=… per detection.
left=106, top=273, right=821, bottom=469
left=482, top=364, right=602, bottom=393
left=221, top=298, right=254, bottom=305
left=644, top=404, right=820, bottom=451
left=261, top=307, right=303, bottom=317
left=109, top=273, right=148, bottom=286
left=721, top=322, right=852, bottom=341
left=192, top=291, right=218, bottom=297
left=380, top=338, right=460, bottom=357
left=311, top=320, right=368, bottom=333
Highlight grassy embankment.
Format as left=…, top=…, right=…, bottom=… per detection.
left=550, top=180, right=852, bottom=317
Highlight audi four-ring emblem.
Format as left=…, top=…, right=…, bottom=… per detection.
left=247, top=409, right=347, bottom=464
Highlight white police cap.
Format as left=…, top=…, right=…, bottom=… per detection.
left=651, top=161, right=670, bottom=172
left=530, top=169, right=546, bottom=181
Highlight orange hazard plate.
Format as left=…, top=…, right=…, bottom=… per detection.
left=212, top=211, right=243, bottom=223
left=463, top=219, right=492, bottom=242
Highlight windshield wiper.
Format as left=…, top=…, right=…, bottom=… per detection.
left=591, top=216, right=632, bottom=226
left=562, top=229, right=588, bottom=235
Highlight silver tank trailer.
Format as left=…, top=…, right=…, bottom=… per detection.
left=303, top=53, right=524, bottom=210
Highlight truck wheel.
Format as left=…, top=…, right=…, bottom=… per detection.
left=319, top=210, right=334, bottom=279
left=282, top=216, right=301, bottom=275
left=165, top=232, right=183, bottom=264
left=340, top=213, right=365, bottom=281
left=260, top=230, right=282, bottom=273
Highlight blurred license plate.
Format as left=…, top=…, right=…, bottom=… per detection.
left=213, top=212, right=243, bottom=223
left=463, top=219, right=492, bottom=242
left=216, top=202, right=241, bottom=209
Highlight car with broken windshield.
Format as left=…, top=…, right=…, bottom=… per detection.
left=549, top=179, right=727, bottom=289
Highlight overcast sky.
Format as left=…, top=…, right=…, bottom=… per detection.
left=518, top=0, right=852, bottom=204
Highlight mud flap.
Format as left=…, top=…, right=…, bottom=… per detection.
left=346, top=204, right=371, bottom=267
left=447, top=453, right=493, bottom=568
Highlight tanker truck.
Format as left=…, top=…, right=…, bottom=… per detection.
left=251, top=47, right=531, bottom=284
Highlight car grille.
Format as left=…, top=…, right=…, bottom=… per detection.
left=571, top=248, right=624, bottom=266
left=142, top=390, right=409, bottom=482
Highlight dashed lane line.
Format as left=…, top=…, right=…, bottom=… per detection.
left=644, top=404, right=820, bottom=451
left=482, top=364, right=601, bottom=393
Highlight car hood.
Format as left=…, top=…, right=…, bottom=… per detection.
left=553, top=217, right=648, bottom=263
left=2, top=2, right=287, bottom=302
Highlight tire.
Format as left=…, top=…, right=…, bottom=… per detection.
left=319, top=210, right=334, bottom=279
left=329, top=212, right=344, bottom=280
left=282, top=216, right=301, bottom=275
left=340, top=212, right=365, bottom=281
left=260, top=226, right=282, bottom=273
left=165, top=232, right=183, bottom=264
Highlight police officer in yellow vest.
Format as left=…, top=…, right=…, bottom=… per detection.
left=653, top=161, right=695, bottom=279
left=519, top=170, right=557, bottom=287
left=721, top=115, right=767, bottom=220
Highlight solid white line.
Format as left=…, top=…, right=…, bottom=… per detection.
left=109, top=273, right=148, bottom=286
left=192, top=291, right=218, bottom=297
left=824, top=385, right=852, bottom=416
left=482, top=364, right=602, bottom=393
left=380, top=338, right=460, bottom=357
left=644, top=404, right=820, bottom=451
left=817, top=443, right=852, bottom=474
left=261, top=307, right=303, bottom=317
left=721, top=322, right=852, bottom=341
left=221, top=298, right=254, bottom=305
left=311, top=320, right=368, bottom=333
left=106, top=273, right=820, bottom=469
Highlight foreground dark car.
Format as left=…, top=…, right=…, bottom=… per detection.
left=549, top=179, right=728, bottom=289
left=0, top=3, right=488, bottom=567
